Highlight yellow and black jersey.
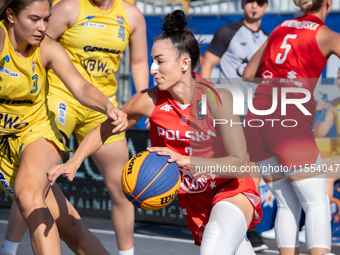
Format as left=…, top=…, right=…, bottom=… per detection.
left=48, top=0, right=131, bottom=102
left=0, top=20, right=51, bottom=136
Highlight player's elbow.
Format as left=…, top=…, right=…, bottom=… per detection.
left=314, top=129, right=327, bottom=138
left=242, top=69, right=255, bottom=82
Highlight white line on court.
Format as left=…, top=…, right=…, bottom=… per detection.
left=260, top=250, right=308, bottom=255
left=0, top=220, right=192, bottom=244
left=0, top=220, right=193, bottom=244
left=89, top=228, right=195, bottom=244
left=0, top=220, right=308, bottom=254
left=260, top=251, right=280, bottom=254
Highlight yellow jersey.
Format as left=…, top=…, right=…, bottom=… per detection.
left=48, top=0, right=131, bottom=102
left=52, top=0, right=62, bottom=6
left=0, top=21, right=52, bottom=136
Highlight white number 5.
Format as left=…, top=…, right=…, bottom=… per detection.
left=275, top=34, right=297, bottom=64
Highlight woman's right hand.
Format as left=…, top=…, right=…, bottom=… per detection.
left=47, top=162, right=78, bottom=186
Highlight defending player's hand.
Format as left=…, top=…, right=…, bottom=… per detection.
left=147, top=147, right=190, bottom=168
left=107, top=108, right=128, bottom=134
left=47, top=162, right=77, bottom=186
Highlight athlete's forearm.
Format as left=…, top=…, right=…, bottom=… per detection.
left=48, top=122, right=114, bottom=184
left=75, top=82, right=116, bottom=116
left=67, top=123, right=109, bottom=169
left=199, top=61, right=213, bottom=79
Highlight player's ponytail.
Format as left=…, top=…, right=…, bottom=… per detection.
left=156, top=10, right=200, bottom=71
left=293, top=0, right=324, bottom=13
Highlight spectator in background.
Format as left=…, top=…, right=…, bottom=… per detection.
left=200, top=0, right=269, bottom=251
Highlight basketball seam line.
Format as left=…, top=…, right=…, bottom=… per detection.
left=131, top=162, right=169, bottom=203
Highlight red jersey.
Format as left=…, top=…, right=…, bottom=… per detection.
left=149, top=74, right=230, bottom=194
left=255, top=14, right=327, bottom=117
left=150, top=74, right=262, bottom=244
left=246, top=14, right=328, bottom=166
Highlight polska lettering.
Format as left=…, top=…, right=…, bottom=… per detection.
left=157, top=126, right=216, bottom=142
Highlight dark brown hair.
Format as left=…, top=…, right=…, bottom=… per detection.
left=1, top=0, right=53, bottom=20
left=156, top=10, right=200, bottom=71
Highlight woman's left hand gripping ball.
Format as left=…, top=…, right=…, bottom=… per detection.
left=147, top=147, right=190, bottom=168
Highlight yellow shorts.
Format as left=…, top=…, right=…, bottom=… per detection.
left=0, top=116, right=72, bottom=200
left=47, top=92, right=125, bottom=144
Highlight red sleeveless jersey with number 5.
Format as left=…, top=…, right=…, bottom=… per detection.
left=257, top=14, right=327, bottom=96
left=254, top=14, right=328, bottom=121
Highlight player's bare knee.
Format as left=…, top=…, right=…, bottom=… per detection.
left=109, top=187, right=131, bottom=206
left=14, top=190, right=45, bottom=216
left=110, top=195, right=133, bottom=207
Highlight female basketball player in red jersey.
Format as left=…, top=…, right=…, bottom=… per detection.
left=0, top=0, right=127, bottom=254
left=48, top=10, right=263, bottom=255
left=242, top=0, right=340, bottom=254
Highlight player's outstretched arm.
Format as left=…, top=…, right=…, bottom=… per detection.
left=121, top=86, right=157, bottom=127
left=47, top=119, right=114, bottom=185
left=40, top=36, right=127, bottom=131
left=48, top=88, right=156, bottom=184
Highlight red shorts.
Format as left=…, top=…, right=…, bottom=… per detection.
left=245, top=97, right=319, bottom=166
left=178, top=176, right=262, bottom=246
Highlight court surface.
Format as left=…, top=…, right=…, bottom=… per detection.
left=0, top=207, right=339, bottom=255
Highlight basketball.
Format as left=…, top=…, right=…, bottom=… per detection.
left=121, top=151, right=181, bottom=210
